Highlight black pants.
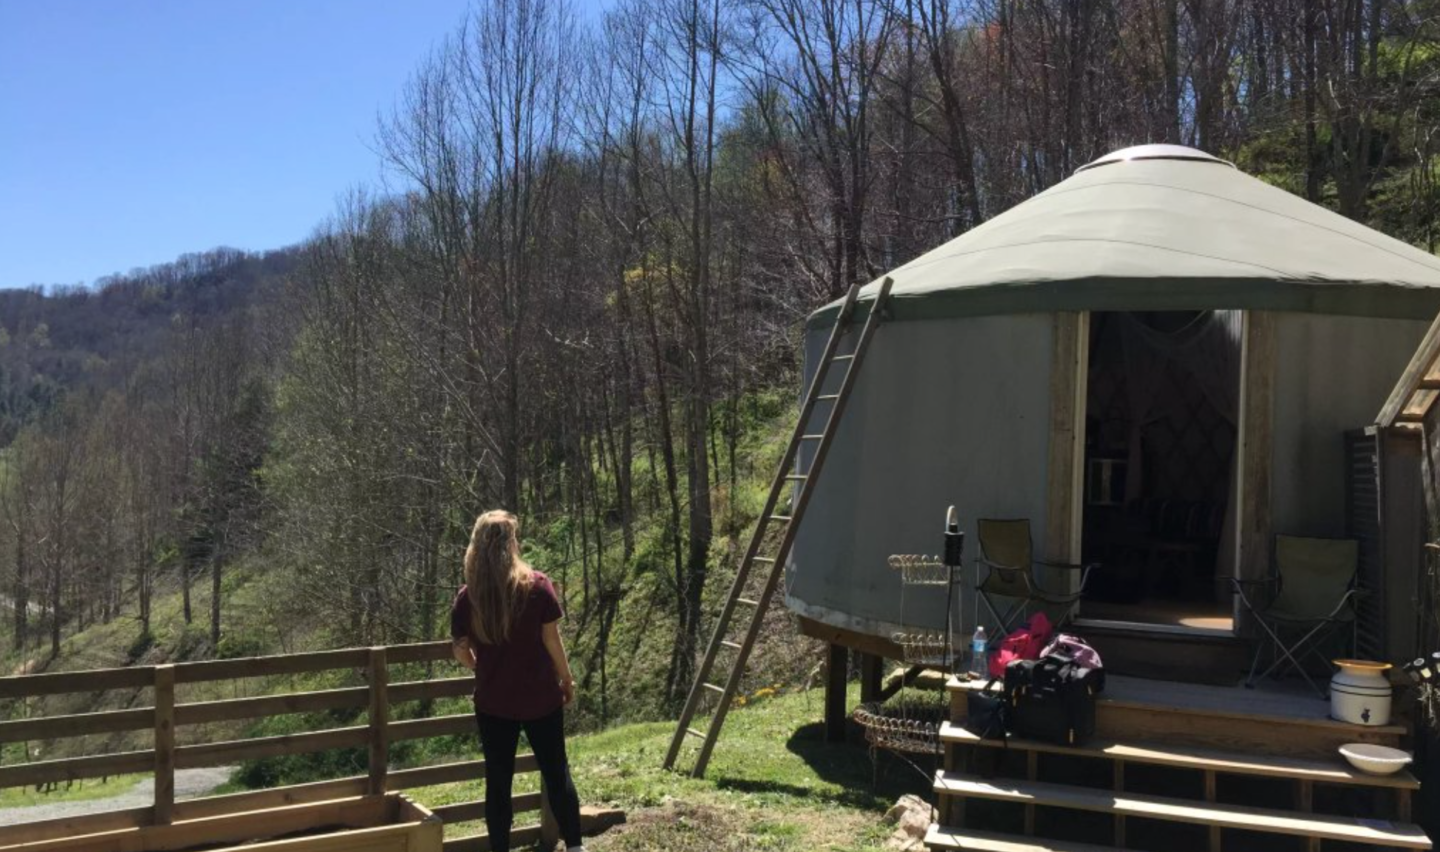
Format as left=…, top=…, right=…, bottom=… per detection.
left=476, top=706, right=582, bottom=851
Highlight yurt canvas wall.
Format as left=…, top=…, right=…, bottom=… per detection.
left=787, top=313, right=1059, bottom=641
left=1271, top=313, right=1430, bottom=535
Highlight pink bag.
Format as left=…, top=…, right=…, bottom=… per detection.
left=1041, top=633, right=1104, bottom=672
left=988, top=612, right=1054, bottom=679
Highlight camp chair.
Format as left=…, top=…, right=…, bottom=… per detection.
left=1231, top=535, right=1362, bottom=697
left=975, top=519, right=1095, bottom=637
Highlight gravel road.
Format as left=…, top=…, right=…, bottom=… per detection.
left=0, top=766, right=236, bottom=826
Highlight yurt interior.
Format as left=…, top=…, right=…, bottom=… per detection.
left=1078, top=310, right=1239, bottom=632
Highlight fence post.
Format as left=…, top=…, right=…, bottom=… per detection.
left=367, top=646, right=389, bottom=796
left=153, top=664, right=175, bottom=825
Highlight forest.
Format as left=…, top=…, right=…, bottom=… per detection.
left=4, top=0, right=1440, bottom=728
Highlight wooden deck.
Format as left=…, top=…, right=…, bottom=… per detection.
left=948, top=673, right=1407, bottom=759
left=934, top=673, right=1429, bottom=852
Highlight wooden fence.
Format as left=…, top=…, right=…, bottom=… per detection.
left=0, top=641, right=550, bottom=851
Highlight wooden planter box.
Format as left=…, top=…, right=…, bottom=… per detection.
left=0, top=794, right=442, bottom=852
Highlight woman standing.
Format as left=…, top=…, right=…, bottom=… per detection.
left=450, top=510, right=586, bottom=852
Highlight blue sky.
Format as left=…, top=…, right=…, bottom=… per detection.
left=0, top=1, right=603, bottom=290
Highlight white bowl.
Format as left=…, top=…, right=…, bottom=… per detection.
left=1338, top=743, right=1413, bottom=775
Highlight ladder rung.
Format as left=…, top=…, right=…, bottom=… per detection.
left=752, top=556, right=776, bottom=563
left=800, top=434, right=824, bottom=440
left=686, top=727, right=706, bottom=739
left=785, top=474, right=808, bottom=480
left=816, top=394, right=840, bottom=400
left=702, top=682, right=726, bottom=695
left=720, top=640, right=743, bottom=650
left=831, top=354, right=856, bottom=361
left=769, top=515, right=792, bottom=522
left=736, top=597, right=760, bottom=607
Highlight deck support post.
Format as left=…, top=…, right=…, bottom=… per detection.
left=1024, top=751, right=1039, bottom=835
left=825, top=643, right=848, bottom=743
left=153, top=664, right=175, bottom=826
left=1113, top=760, right=1126, bottom=847
left=860, top=652, right=884, bottom=703
left=367, top=647, right=389, bottom=795
left=1204, top=769, right=1219, bottom=852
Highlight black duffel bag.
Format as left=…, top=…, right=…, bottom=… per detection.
left=1003, top=652, right=1101, bottom=746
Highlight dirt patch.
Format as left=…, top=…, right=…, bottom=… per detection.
left=594, top=799, right=879, bottom=851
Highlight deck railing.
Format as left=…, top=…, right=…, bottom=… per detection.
left=0, top=641, right=548, bottom=851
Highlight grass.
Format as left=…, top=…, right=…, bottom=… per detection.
left=405, top=682, right=935, bottom=851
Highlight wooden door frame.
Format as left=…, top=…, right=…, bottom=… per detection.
left=1234, top=310, right=1275, bottom=634
left=1062, top=309, right=1263, bottom=635
left=1047, top=311, right=1089, bottom=588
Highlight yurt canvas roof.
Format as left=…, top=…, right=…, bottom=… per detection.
left=808, top=145, right=1440, bottom=328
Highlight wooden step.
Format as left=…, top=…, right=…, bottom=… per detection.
left=925, top=825, right=1122, bottom=852
left=939, top=722, right=1419, bottom=789
left=947, top=674, right=1406, bottom=759
left=932, top=772, right=1432, bottom=849
left=1068, top=620, right=1248, bottom=685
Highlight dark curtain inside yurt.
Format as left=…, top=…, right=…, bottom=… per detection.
left=1083, top=311, right=1241, bottom=623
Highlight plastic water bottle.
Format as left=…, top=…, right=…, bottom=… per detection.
left=970, top=626, right=988, bottom=678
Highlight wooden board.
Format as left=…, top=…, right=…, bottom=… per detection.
left=388, top=678, right=472, bottom=704
left=925, top=825, right=1123, bottom=852
left=1378, top=311, right=1440, bottom=427
left=172, top=649, right=370, bottom=684
left=386, top=756, right=539, bottom=791
left=0, top=809, right=153, bottom=847
left=0, top=796, right=392, bottom=852
left=208, top=822, right=440, bottom=852
left=383, top=642, right=453, bottom=665
left=175, top=726, right=370, bottom=769
left=949, top=691, right=1402, bottom=759
left=430, top=792, right=543, bottom=823
left=0, top=708, right=154, bottom=743
left=0, top=666, right=154, bottom=699
left=1044, top=312, right=1087, bottom=569
left=949, top=673, right=1331, bottom=721
left=1237, top=310, right=1276, bottom=603
left=933, top=772, right=1431, bottom=849
left=386, top=715, right=474, bottom=743
left=175, top=688, right=369, bottom=725
left=171, top=777, right=370, bottom=822
left=796, top=615, right=903, bottom=661
left=0, top=749, right=153, bottom=789
left=939, top=722, right=1419, bottom=789
left=440, top=825, right=541, bottom=852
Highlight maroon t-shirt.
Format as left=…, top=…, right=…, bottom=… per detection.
left=450, top=571, right=565, bottom=721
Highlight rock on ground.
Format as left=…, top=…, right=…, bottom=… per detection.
left=883, top=793, right=937, bottom=851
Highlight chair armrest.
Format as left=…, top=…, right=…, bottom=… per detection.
left=1219, top=574, right=1279, bottom=588
left=1034, top=559, right=1091, bottom=571
left=976, top=556, right=1022, bottom=572
left=1322, top=587, right=1366, bottom=620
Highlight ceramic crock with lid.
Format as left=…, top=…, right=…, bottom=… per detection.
left=1330, top=659, right=1392, bottom=726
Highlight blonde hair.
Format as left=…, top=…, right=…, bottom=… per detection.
left=463, top=510, right=534, bottom=644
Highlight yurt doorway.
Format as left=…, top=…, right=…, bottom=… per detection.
left=1079, top=311, right=1241, bottom=631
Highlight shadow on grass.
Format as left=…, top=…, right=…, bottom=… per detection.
left=712, top=722, right=935, bottom=812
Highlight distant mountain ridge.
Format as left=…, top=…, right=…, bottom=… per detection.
left=0, top=246, right=299, bottom=445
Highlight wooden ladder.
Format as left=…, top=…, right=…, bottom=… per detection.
left=662, top=277, right=894, bottom=778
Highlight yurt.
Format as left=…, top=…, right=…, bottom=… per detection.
left=785, top=145, right=1440, bottom=681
